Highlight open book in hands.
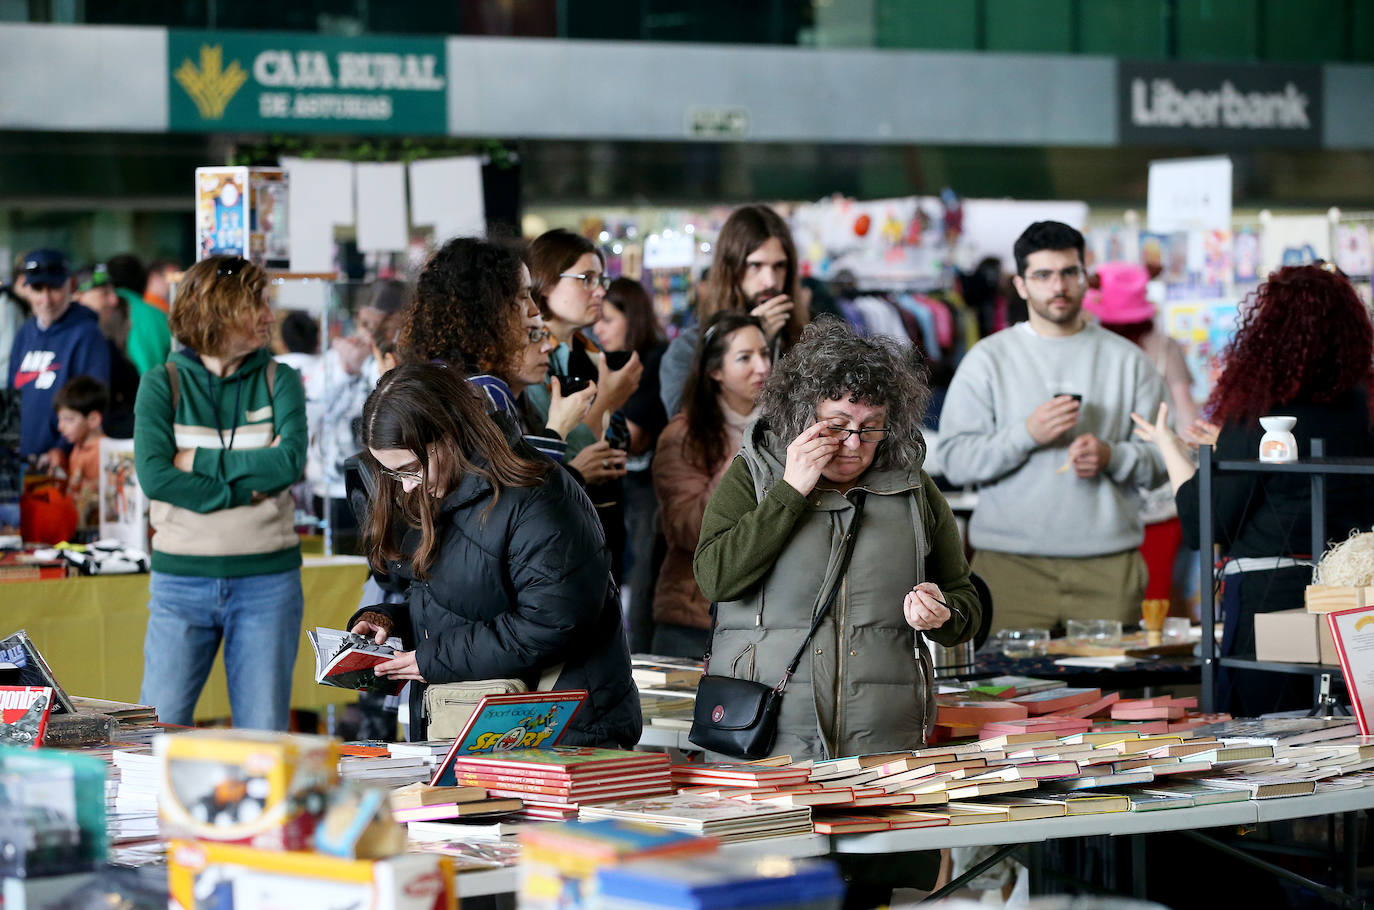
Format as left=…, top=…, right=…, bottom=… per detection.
left=307, top=627, right=406, bottom=694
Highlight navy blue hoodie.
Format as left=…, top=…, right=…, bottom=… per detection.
left=9, top=303, right=110, bottom=455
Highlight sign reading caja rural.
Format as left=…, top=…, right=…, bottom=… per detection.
left=168, top=30, right=448, bottom=134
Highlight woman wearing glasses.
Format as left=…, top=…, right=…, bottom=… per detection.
left=526, top=228, right=645, bottom=581
left=133, top=255, right=307, bottom=731
left=348, top=363, right=640, bottom=747
left=651, top=311, right=771, bottom=658
left=401, top=237, right=598, bottom=464
left=694, top=318, right=981, bottom=901
left=696, top=317, right=980, bottom=758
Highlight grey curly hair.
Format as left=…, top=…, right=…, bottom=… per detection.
left=759, top=316, right=930, bottom=472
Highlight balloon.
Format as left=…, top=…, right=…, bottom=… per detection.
left=854, top=214, right=871, bottom=237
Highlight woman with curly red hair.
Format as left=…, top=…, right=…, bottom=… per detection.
left=1132, top=264, right=1374, bottom=714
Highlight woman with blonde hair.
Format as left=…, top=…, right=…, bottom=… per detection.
left=134, top=255, right=307, bottom=730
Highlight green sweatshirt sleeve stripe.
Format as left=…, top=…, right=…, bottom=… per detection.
left=191, top=366, right=308, bottom=493
left=133, top=367, right=248, bottom=513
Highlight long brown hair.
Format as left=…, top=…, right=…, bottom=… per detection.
left=361, top=363, right=549, bottom=578
left=700, top=204, right=807, bottom=345
left=603, top=277, right=665, bottom=354
left=681, top=311, right=766, bottom=471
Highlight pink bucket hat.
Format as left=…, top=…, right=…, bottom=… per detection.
left=1085, top=262, right=1154, bottom=324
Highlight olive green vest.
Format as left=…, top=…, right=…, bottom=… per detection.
left=709, top=427, right=937, bottom=762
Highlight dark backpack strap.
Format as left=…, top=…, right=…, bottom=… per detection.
left=165, top=362, right=180, bottom=413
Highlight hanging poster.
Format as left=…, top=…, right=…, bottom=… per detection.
left=1259, top=214, right=1330, bottom=275
left=1333, top=223, right=1373, bottom=278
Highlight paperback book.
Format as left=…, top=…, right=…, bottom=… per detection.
left=0, top=629, right=74, bottom=714
left=307, top=627, right=405, bottom=694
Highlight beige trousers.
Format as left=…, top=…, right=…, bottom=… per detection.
left=972, top=548, right=1148, bottom=634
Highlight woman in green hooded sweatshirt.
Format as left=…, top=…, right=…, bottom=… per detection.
left=133, top=255, right=307, bottom=731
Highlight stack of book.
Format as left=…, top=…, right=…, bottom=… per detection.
left=389, top=781, right=523, bottom=824
left=444, top=747, right=673, bottom=821
left=338, top=749, right=432, bottom=789
left=106, top=746, right=161, bottom=843
left=519, top=818, right=717, bottom=910
left=633, top=654, right=703, bottom=732
left=386, top=739, right=454, bottom=774
left=631, top=655, right=704, bottom=691
left=578, top=794, right=814, bottom=843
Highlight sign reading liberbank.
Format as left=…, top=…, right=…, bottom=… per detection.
left=1119, top=62, right=1322, bottom=148
left=168, top=30, right=447, bottom=134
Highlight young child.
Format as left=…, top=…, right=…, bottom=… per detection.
left=53, top=375, right=107, bottom=528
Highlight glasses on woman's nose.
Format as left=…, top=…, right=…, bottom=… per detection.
left=559, top=272, right=611, bottom=291
left=819, top=424, right=890, bottom=444
left=526, top=326, right=554, bottom=345
left=377, top=466, right=424, bottom=484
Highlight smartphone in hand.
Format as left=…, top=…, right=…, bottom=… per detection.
left=602, top=350, right=633, bottom=371
left=554, top=373, right=592, bottom=396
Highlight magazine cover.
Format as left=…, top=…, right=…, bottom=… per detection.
left=429, top=692, right=586, bottom=787
left=99, top=437, right=147, bottom=552
left=0, top=630, right=75, bottom=714
left=0, top=685, right=54, bottom=746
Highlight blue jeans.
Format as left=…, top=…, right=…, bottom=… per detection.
left=140, top=568, right=304, bottom=731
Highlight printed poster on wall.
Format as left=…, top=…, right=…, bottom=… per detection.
left=99, top=438, right=147, bottom=553
left=1334, top=223, right=1373, bottom=279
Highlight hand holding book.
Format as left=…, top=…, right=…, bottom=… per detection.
left=374, top=648, right=426, bottom=683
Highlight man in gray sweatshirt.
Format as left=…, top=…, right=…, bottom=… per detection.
left=940, top=221, right=1168, bottom=633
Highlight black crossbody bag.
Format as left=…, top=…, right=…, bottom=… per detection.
left=688, top=491, right=867, bottom=759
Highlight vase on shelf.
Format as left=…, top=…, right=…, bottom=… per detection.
left=1258, top=416, right=1298, bottom=463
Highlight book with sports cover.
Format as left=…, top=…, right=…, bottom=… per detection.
left=0, top=685, right=54, bottom=747
left=0, top=631, right=74, bottom=714
left=306, top=627, right=405, bottom=694
left=430, top=691, right=588, bottom=786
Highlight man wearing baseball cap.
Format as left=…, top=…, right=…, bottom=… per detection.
left=9, top=248, right=110, bottom=462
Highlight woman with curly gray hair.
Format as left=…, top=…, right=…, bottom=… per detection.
left=695, top=316, right=980, bottom=754
left=694, top=316, right=981, bottom=899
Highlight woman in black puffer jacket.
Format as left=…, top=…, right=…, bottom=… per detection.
left=347, top=362, right=640, bottom=747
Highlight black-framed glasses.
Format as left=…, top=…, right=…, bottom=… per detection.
left=559, top=271, right=611, bottom=291
left=216, top=256, right=249, bottom=278
left=526, top=326, right=553, bottom=345
left=820, top=424, right=890, bottom=444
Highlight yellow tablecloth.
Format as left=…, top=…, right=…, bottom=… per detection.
left=8, top=557, right=371, bottom=721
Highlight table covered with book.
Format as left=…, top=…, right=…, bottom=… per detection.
left=7, top=650, right=1374, bottom=909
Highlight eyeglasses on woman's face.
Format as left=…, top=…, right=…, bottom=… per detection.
left=526, top=326, right=554, bottom=345
left=819, top=424, right=890, bottom=444
left=559, top=271, right=611, bottom=291
left=376, top=464, right=424, bottom=484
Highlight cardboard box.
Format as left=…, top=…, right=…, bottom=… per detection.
left=1254, top=608, right=1338, bottom=664
left=157, top=730, right=339, bottom=851
left=168, top=840, right=454, bottom=910
left=1305, top=584, right=1374, bottom=614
